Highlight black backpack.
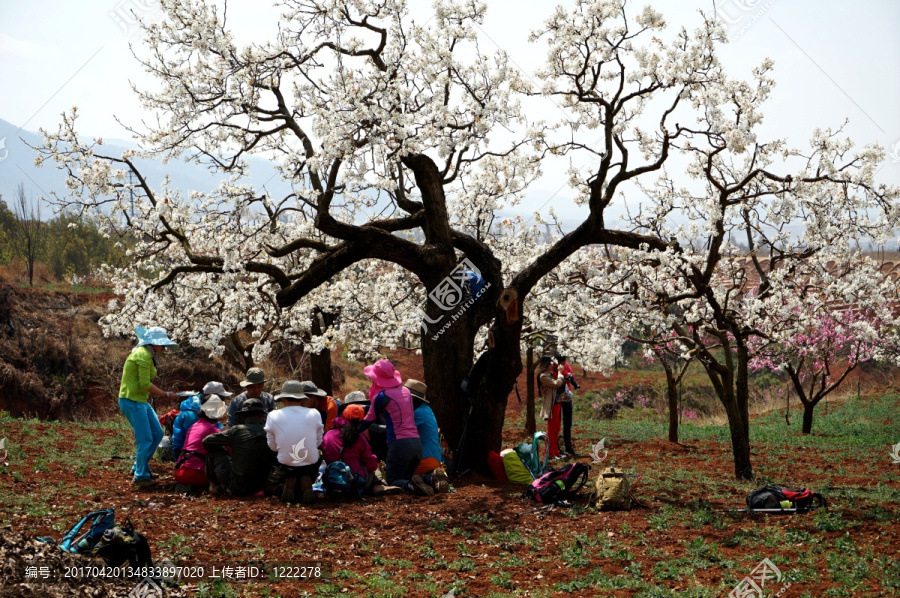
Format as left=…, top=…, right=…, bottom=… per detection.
left=524, top=463, right=589, bottom=504
left=92, top=518, right=153, bottom=568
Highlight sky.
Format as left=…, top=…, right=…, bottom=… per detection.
left=1, top=0, right=899, bottom=228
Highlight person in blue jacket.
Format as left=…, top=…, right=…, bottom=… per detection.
left=172, top=381, right=232, bottom=454
left=407, top=379, right=450, bottom=494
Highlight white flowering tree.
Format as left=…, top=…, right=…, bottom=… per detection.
left=36, top=0, right=897, bottom=475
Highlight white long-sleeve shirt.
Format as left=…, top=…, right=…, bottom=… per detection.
left=264, top=406, right=324, bottom=466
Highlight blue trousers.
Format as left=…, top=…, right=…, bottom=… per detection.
left=119, top=398, right=164, bottom=481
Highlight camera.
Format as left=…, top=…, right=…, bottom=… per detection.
left=564, top=374, right=580, bottom=390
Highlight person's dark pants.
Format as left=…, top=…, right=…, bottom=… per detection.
left=560, top=401, right=574, bottom=454
left=205, top=448, right=233, bottom=491
left=385, top=438, right=422, bottom=488
left=266, top=461, right=321, bottom=501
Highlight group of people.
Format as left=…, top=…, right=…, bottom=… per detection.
left=118, top=326, right=449, bottom=503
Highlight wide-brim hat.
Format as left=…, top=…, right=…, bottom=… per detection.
left=202, top=381, right=232, bottom=397
left=274, top=380, right=309, bottom=401
left=363, top=359, right=402, bottom=388
left=298, top=380, right=327, bottom=397
left=404, top=379, right=428, bottom=403
left=201, top=395, right=227, bottom=419
left=237, top=397, right=268, bottom=415
left=239, top=367, right=267, bottom=387
left=343, top=391, right=368, bottom=405
left=135, top=325, right=177, bottom=347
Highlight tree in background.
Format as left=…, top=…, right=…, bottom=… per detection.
left=12, top=183, right=45, bottom=287
left=749, top=256, right=900, bottom=434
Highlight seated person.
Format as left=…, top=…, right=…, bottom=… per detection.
left=264, top=381, right=324, bottom=504
left=407, top=380, right=450, bottom=493
left=172, top=381, right=232, bottom=454
left=202, top=398, right=276, bottom=496
left=299, top=380, right=339, bottom=432
left=173, top=395, right=226, bottom=492
left=322, top=404, right=382, bottom=494
left=343, top=391, right=388, bottom=462
left=227, top=368, right=275, bottom=427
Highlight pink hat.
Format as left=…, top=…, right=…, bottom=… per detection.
left=363, top=359, right=402, bottom=388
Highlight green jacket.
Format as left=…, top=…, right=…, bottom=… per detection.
left=202, top=420, right=277, bottom=496
left=118, top=345, right=156, bottom=403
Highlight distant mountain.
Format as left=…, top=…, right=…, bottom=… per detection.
left=0, top=118, right=294, bottom=209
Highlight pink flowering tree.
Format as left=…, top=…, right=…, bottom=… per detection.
left=750, top=258, right=900, bottom=434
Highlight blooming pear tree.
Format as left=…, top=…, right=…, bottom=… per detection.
left=36, top=0, right=898, bottom=475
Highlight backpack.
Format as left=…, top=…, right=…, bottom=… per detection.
left=38, top=508, right=117, bottom=554
left=323, top=449, right=363, bottom=498
left=501, top=449, right=535, bottom=484
left=92, top=519, right=153, bottom=568
left=746, top=484, right=827, bottom=511
left=515, top=432, right=550, bottom=478
left=524, top=463, right=589, bottom=504
left=589, top=467, right=632, bottom=511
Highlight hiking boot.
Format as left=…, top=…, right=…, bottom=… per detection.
left=282, top=476, right=298, bottom=503
left=408, top=475, right=435, bottom=497
left=299, top=476, right=315, bottom=504
left=432, top=469, right=450, bottom=494
left=132, top=478, right=156, bottom=488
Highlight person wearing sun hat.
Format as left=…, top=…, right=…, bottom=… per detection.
left=359, top=359, right=431, bottom=496
left=299, top=380, right=339, bottom=432
left=203, top=397, right=277, bottom=496
left=171, top=381, right=233, bottom=455
left=227, top=367, right=276, bottom=427
left=407, top=379, right=450, bottom=493
left=118, top=325, right=180, bottom=488
left=264, top=381, right=324, bottom=503
left=173, top=394, right=227, bottom=492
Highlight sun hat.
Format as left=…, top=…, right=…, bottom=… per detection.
left=363, top=359, right=402, bottom=388
left=201, top=395, right=227, bottom=419
left=202, top=381, right=232, bottom=397
left=237, top=397, right=268, bottom=415
left=404, top=379, right=428, bottom=403
left=239, top=367, right=267, bottom=387
left=342, top=404, right=365, bottom=421
left=274, top=380, right=308, bottom=401
left=135, top=325, right=177, bottom=347
left=343, top=391, right=368, bottom=405
left=299, top=381, right=328, bottom=397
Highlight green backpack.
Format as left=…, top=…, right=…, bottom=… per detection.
left=589, top=467, right=632, bottom=511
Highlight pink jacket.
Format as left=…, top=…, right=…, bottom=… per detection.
left=180, top=418, right=221, bottom=471
left=321, top=429, right=378, bottom=478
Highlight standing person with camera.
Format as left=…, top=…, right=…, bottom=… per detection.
left=557, top=355, right=579, bottom=458
left=537, top=355, right=565, bottom=460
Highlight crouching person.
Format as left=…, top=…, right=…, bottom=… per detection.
left=202, top=398, right=276, bottom=496
left=264, top=381, right=324, bottom=504
left=173, top=395, right=226, bottom=493
left=407, top=380, right=450, bottom=493
left=322, top=404, right=385, bottom=495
